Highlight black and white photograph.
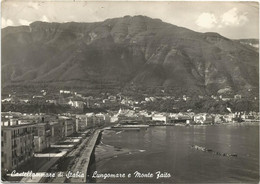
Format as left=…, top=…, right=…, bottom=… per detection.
left=1, top=1, right=259, bottom=183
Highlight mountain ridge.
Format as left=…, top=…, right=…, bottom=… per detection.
left=2, top=15, right=259, bottom=94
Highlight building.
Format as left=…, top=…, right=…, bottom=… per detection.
left=76, top=115, right=88, bottom=132
left=194, top=114, right=214, bottom=124
left=222, top=114, right=234, bottom=122
left=152, top=114, right=169, bottom=124
left=84, top=113, right=95, bottom=128
left=60, top=90, right=72, bottom=94
left=68, top=99, right=85, bottom=110
left=234, top=94, right=242, bottom=99
left=49, top=121, right=65, bottom=144
left=110, top=115, right=119, bottom=123
left=94, top=114, right=106, bottom=126
left=214, top=114, right=224, bottom=124
left=34, top=121, right=51, bottom=152
left=58, top=117, right=76, bottom=137
left=169, top=113, right=192, bottom=124
left=1, top=120, right=35, bottom=171
left=108, top=95, right=117, bottom=102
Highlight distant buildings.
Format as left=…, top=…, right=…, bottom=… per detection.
left=108, top=95, right=117, bottom=102
left=60, top=90, right=72, bottom=94
left=222, top=114, right=234, bottom=122
left=169, top=113, right=193, bottom=124
left=46, top=99, right=57, bottom=104
left=194, top=114, right=214, bottom=124
left=234, top=94, right=242, bottom=99
left=68, top=99, right=85, bottom=110
left=152, top=114, right=169, bottom=124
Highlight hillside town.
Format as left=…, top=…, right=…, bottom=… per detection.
left=1, top=88, right=259, bottom=182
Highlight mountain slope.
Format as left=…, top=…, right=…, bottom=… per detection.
left=2, top=15, right=259, bottom=94
left=233, top=38, right=259, bottom=52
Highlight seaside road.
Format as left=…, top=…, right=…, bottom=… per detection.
left=48, top=129, right=97, bottom=183
left=70, top=130, right=101, bottom=183
left=50, top=135, right=92, bottom=183
left=20, top=151, right=67, bottom=183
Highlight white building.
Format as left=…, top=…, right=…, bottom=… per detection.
left=68, top=100, right=85, bottom=109
left=152, top=114, right=169, bottom=124
left=194, top=114, right=214, bottom=124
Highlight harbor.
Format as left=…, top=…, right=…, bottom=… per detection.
left=88, top=122, right=259, bottom=183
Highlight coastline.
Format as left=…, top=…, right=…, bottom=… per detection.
left=93, top=130, right=133, bottom=162
left=87, top=123, right=259, bottom=183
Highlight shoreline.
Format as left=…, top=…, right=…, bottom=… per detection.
left=86, top=123, right=259, bottom=183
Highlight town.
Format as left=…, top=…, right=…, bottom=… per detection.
left=1, top=87, right=259, bottom=182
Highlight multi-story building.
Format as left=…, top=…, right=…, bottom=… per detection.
left=34, top=122, right=51, bottom=152
left=86, top=113, right=95, bottom=128
left=49, top=121, right=65, bottom=144
left=76, top=115, right=88, bottom=132
left=95, top=113, right=109, bottom=126
left=58, top=117, right=76, bottom=137
left=1, top=120, right=35, bottom=171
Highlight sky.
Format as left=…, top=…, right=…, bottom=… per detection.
left=1, top=1, right=259, bottom=39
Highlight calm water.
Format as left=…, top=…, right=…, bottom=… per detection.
left=89, top=123, right=259, bottom=183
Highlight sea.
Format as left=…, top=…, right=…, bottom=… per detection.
left=88, top=122, right=259, bottom=183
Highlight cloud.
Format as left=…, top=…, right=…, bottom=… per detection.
left=221, top=8, right=248, bottom=26
left=2, top=18, right=14, bottom=28
left=196, top=8, right=249, bottom=30
left=196, top=12, right=217, bottom=29
left=19, top=19, right=31, bottom=26
left=41, top=15, right=49, bottom=22
left=28, top=2, right=40, bottom=10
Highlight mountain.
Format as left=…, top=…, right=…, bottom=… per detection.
left=233, top=39, right=259, bottom=52
left=2, top=15, right=259, bottom=94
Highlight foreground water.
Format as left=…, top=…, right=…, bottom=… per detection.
left=88, top=123, right=259, bottom=183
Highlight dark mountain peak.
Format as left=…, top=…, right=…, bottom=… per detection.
left=204, top=32, right=229, bottom=40
left=1, top=16, right=259, bottom=94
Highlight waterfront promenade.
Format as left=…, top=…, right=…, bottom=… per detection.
left=18, top=129, right=101, bottom=183
left=20, top=151, right=67, bottom=183
left=70, top=130, right=101, bottom=183
left=49, top=129, right=101, bottom=183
